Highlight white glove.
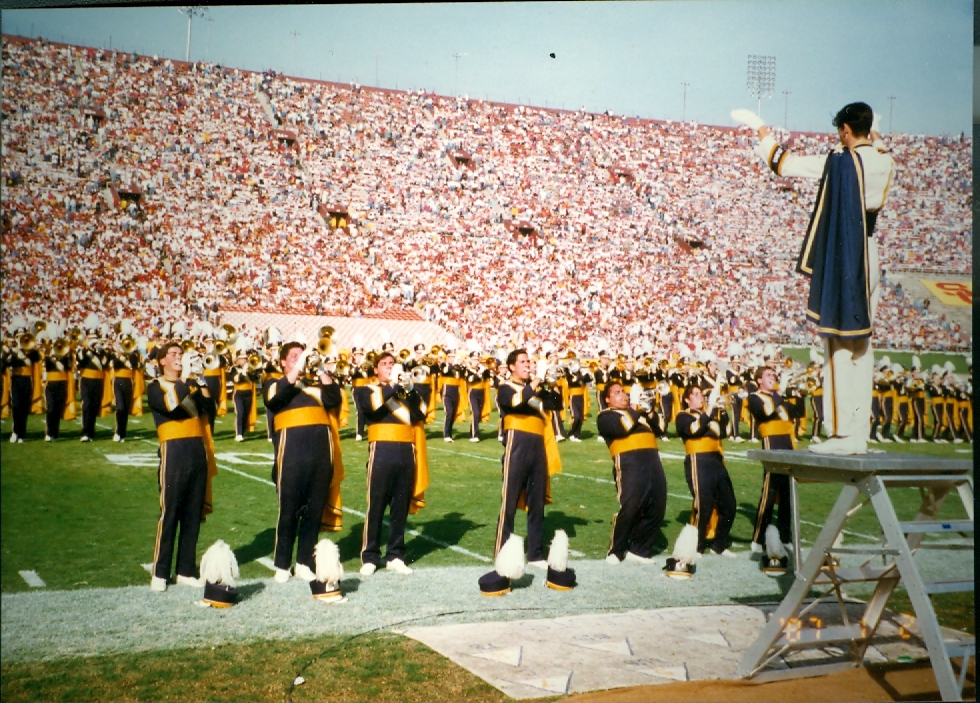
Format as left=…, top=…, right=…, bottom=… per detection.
left=731, top=109, right=765, bottom=131
left=872, top=112, right=882, bottom=134
left=706, top=388, right=721, bottom=414
left=180, top=351, right=195, bottom=381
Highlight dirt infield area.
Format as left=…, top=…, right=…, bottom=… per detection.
left=563, top=660, right=975, bottom=702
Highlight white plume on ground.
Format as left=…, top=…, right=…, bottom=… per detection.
left=314, top=539, right=343, bottom=585
left=547, top=530, right=569, bottom=572
left=672, top=524, right=701, bottom=566
left=495, top=534, right=526, bottom=580
left=200, top=540, right=239, bottom=587
left=765, top=525, right=787, bottom=560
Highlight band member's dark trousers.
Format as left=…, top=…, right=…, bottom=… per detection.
left=751, top=434, right=794, bottom=544
left=10, top=376, right=33, bottom=438
left=870, top=396, right=881, bottom=439
left=203, top=376, right=222, bottom=434
left=684, top=452, right=737, bottom=554
left=234, top=391, right=252, bottom=436
left=442, top=386, right=459, bottom=438
left=273, top=425, right=334, bottom=570
left=45, top=380, right=67, bottom=439
left=355, top=396, right=368, bottom=437
left=608, top=449, right=667, bottom=559
left=912, top=397, right=926, bottom=440
left=80, top=376, right=103, bottom=438
left=880, top=396, right=894, bottom=439
left=568, top=394, right=585, bottom=438
left=810, top=395, right=825, bottom=438
left=749, top=415, right=758, bottom=441
left=931, top=402, right=946, bottom=440
left=551, top=406, right=566, bottom=439
left=496, top=429, right=548, bottom=561
left=947, top=400, right=964, bottom=440
left=469, top=388, right=484, bottom=439
left=959, top=406, right=972, bottom=441
left=263, top=380, right=276, bottom=440
left=114, top=377, right=132, bottom=439
left=361, top=441, right=415, bottom=566
left=153, top=437, right=207, bottom=580
left=895, top=399, right=910, bottom=439
left=730, top=397, right=743, bottom=437
left=661, top=394, right=674, bottom=430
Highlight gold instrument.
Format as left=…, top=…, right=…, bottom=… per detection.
left=398, top=348, right=412, bottom=362
left=365, top=350, right=377, bottom=366
left=68, top=327, right=84, bottom=345
left=422, top=354, right=437, bottom=366
left=486, top=357, right=499, bottom=373
left=360, top=360, right=376, bottom=374
left=430, top=345, right=442, bottom=358
left=31, top=320, right=48, bottom=337
left=317, top=337, right=333, bottom=356
left=561, top=357, right=581, bottom=375
left=588, top=360, right=599, bottom=372
left=410, top=365, right=430, bottom=384
left=338, top=351, right=350, bottom=362
left=180, top=339, right=196, bottom=353
left=213, top=340, right=228, bottom=356
left=318, top=325, right=336, bottom=340
left=52, top=337, right=72, bottom=358
left=112, top=320, right=123, bottom=335
left=247, top=352, right=264, bottom=372
left=615, top=354, right=626, bottom=372
left=17, top=332, right=36, bottom=352
left=120, top=336, right=138, bottom=355
left=221, top=323, right=239, bottom=346
left=203, top=353, right=221, bottom=371
left=642, top=357, right=654, bottom=370
left=542, top=364, right=563, bottom=388
left=334, top=360, right=350, bottom=379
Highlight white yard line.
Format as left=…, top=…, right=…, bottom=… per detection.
left=18, top=571, right=46, bottom=588
left=256, top=557, right=277, bottom=571
left=141, top=563, right=153, bottom=573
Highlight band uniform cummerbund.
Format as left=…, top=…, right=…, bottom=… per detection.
left=266, top=372, right=284, bottom=380
left=45, top=371, right=69, bottom=382
left=609, top=433, right=658, bottom=457
left=441, top=377, right=463, bottom=386
left=568, top=387, right=586, bottom=396
left=203, top=369, right=222, bottom=377
left=157, top=417, right=205, bottom=442
left=684, top=437, right=723, bottom=455
left=114, top=369, right=135, bottom=379
left=352, top=378, right=370, bottom=388
left=80, top=369, right=105, bottom=380
left=11, top=366, right=33, bottom=376
left=367, top=423, right=415, bottom=443
left=757, top=420, right=795, bottom=438
left=595, top=383, right=607, bottom=392
left=503, top=414, right=546, bottom=435
left=274, top=406, right=330, bottom=432
left=233, top=382, right=254, bottom=392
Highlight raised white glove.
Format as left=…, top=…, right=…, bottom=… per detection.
left=180, top=351, right=196, bottom=381
left=872, top=112, right=882, bottom=134
left=731, top=109, right=765, bottom=131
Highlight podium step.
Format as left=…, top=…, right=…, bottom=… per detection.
left=944, top=638, right=975, bottom=659
left=923, top=580, right=975, bottom=595
left=899, top=520, right=973, bottom=534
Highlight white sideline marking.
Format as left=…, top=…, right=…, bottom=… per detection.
left=428, top=445, right=496, bottom=462
left=256, top=557, right=277, bottom=571
left=218, top=465, right=492, bottom=563
left=103, top=453, right=159, bottom=467
left=19, top=571, right=45, bottom=588
left=141, top=563, right=154, bottom=573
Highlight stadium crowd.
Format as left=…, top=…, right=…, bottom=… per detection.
left=1, top=36, right=972, bottom=354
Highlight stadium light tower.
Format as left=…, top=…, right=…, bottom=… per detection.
left=290, top=30, right=300, bottom=76
left=453, top=53, right=467, bottom=96
left=204, top=15, right=214, bottom=63
left=887, top=95, right=897, bottom=134
left=681, top=82, right=690, bottom=122
left=746, top=54, right=776, bottom=119
left=179, top=7, right=206, bottom=63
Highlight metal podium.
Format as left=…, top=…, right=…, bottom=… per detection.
left=735, top=450, right=974, bottom=701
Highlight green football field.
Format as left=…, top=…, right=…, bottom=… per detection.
left=1, top=383, right=973, bottom=703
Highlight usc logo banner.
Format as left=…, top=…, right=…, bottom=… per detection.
left=919, top=280, right=972, bottom=307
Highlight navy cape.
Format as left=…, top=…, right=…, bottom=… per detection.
left=795, top=148, right=871, bottom=339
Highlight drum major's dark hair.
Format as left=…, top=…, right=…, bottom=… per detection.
left=832, top=102, right=873, bottom=137
left=506, top=348, right=527, bottom=368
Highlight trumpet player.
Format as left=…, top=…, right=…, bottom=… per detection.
left=598, top=381, right=667, bottom=565
left=77, top=318, right=109, bottom=442
left=201, top=335, right=228, bottom=434
left=404, top=343, right=437, bottom=424
left=110, top=334, right=143, bottom=443
left=725, top=354, right=746, bottom=442
left=439, top=349, right=465, bottom=442
left=465, top=351, right=492, bottom=442
left=593, top=350, right=613, bottom=413
left=7, top=318, right=41, bottom=443
left=348, top=346, right=371, bottom=441
left=231, top=350, right=262, bottom=441
left=44, top=332, right=75, bottom=442
left=359, top=352, right=428, bottom=577
left=563, top=353, right=592, bottom=442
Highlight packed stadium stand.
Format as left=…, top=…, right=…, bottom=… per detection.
left=1, top=36, right=972, bottom=353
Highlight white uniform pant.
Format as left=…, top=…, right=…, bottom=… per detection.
left=820, top=239, right=880, bottom=440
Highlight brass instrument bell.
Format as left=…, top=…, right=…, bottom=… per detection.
left=17, top=332, right=36, bottom=352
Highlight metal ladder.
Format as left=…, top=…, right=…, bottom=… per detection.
left=737, top=469, right=974, bottom=700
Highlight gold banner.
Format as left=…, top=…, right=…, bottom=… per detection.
left=919, top=280, right=972, bottom=307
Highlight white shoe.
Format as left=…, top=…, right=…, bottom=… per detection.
left=81, top=436, right=91, bottom=442
left=934, top=438, right=948, bottom=443
left=660, top=436, right=670, bottom=442
left=569, top=436, right=582, bottom=443
left=750, top=541, right=763, bottom=554
left=9, top=433, right=17, bottom=444
left=868, top=437, right=879, bottom=444
left=731, top=436, right=745, bottom=443
left=235, top=435, right=244, bottom=442
left=556, top=436, right=566, bottom=442
left=810, top=435, right=867, bottom=455
left=716, top=549, right=738, bottom=559
left=359, top=562, right=377, bottom=576
left=274, top=568, right=291, bottom=583
left=527, top=559, right=548, bottom=570
left=355, top=434, right=363, bottom=442
left=876, top=432, right=891, bottom=443
left=444, top=437, right=454, bottom=442
left=605, top=554, right=621, bottom=565
left=624, top=552, right=655, bottom=565
left=596, top=436, right=605, bottom=442
left=267, top=437, right=273, bottom=443
left=469, top=437, right=480, bottom=442
left=497, top=436, right=504, bottom=441
left=45, top=435, right=54, bottom=443
left=150, top=576, right=167, bottom=592
left=892, top=435, right=905, bottom=443
left=294, top=563, right=316, bottom=582
left=386, top=558, right=413, bottom=575
left=748, top=438, right=759, bottom=443
left=953, top=438, right=964, bottom=444
left=176, top=575, right=204, bottom=588
left=113, top=433, right=121, bottom=442
left=810, top=436, right=822, bottom=444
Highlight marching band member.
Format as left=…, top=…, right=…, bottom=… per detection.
left=110, top=322, right=143, bottom=443
left=593, top=350, right=612, bottom=415
left=892, top=363, right=910, bottom=443
left=563, top=351, right=592, bottom=442
left=908, top=361, right=928, bottom=442
left=146, top=341, right=217, bottom=592
left=465, top=351, right=492, bottom=442
left=265, top=338, right=343, bottom=583
left=725, top=345, right=746, bottom=443
left=495, top=349, right=563, bottom=567
left=747, top=366, right=801, bottom=554
left=675, top=383, right=737, bottom=557
left=43, top=326, right=75, bottom=442
left=359, top=352, right=428, bottom=576
left=597, top=380, right=667, bottom=565
left=404, top=343, right=437, bottom=424
left=6, top=317, right=41, bottom=443
left=348, top=343, right=371, bottom=440
left=439, top=348, right=465, bottom=442
left=262, top=329, right=285, bottom=443
left=77, top=315, right=109, bottom=442
left=927, top=367, right=948, bottom=442
left=231, top=349, right=261, bottom=441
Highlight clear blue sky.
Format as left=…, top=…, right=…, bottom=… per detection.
left=2, top=1, right=972, bottom=135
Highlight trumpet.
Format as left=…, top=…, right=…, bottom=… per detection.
left=561, top=358, right=581, bottom=375
left=541, top=364, right=563, bottom=389
left=398, top=348, right=412, bottom=362
left=636, top=389, right=658, bottom=414
left=68, top=327, right=84, bottom=345
left=119, top=336, right=138, bottom=355
left=213, top=339, right=228, bottom=356
left=334, top=359, right=351, bottom=380
left=31, top=320, right=48, bottom=337
left=203, top=353, right=221, bottom=371
left=52, top=337, right=72, bottom=358
left=410, top=365, right=430, bottom=384
left=247, top=352, right=264, bottom=372
left=17, top=332, right=37, bottom=352
left=395, top=369, right=417, bottom=396
left=180, top=339, right=197, bottom=353
left=305, top=351, right=329, bottom=379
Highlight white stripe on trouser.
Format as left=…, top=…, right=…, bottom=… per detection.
left=820, top=238, right=879, bottom=440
